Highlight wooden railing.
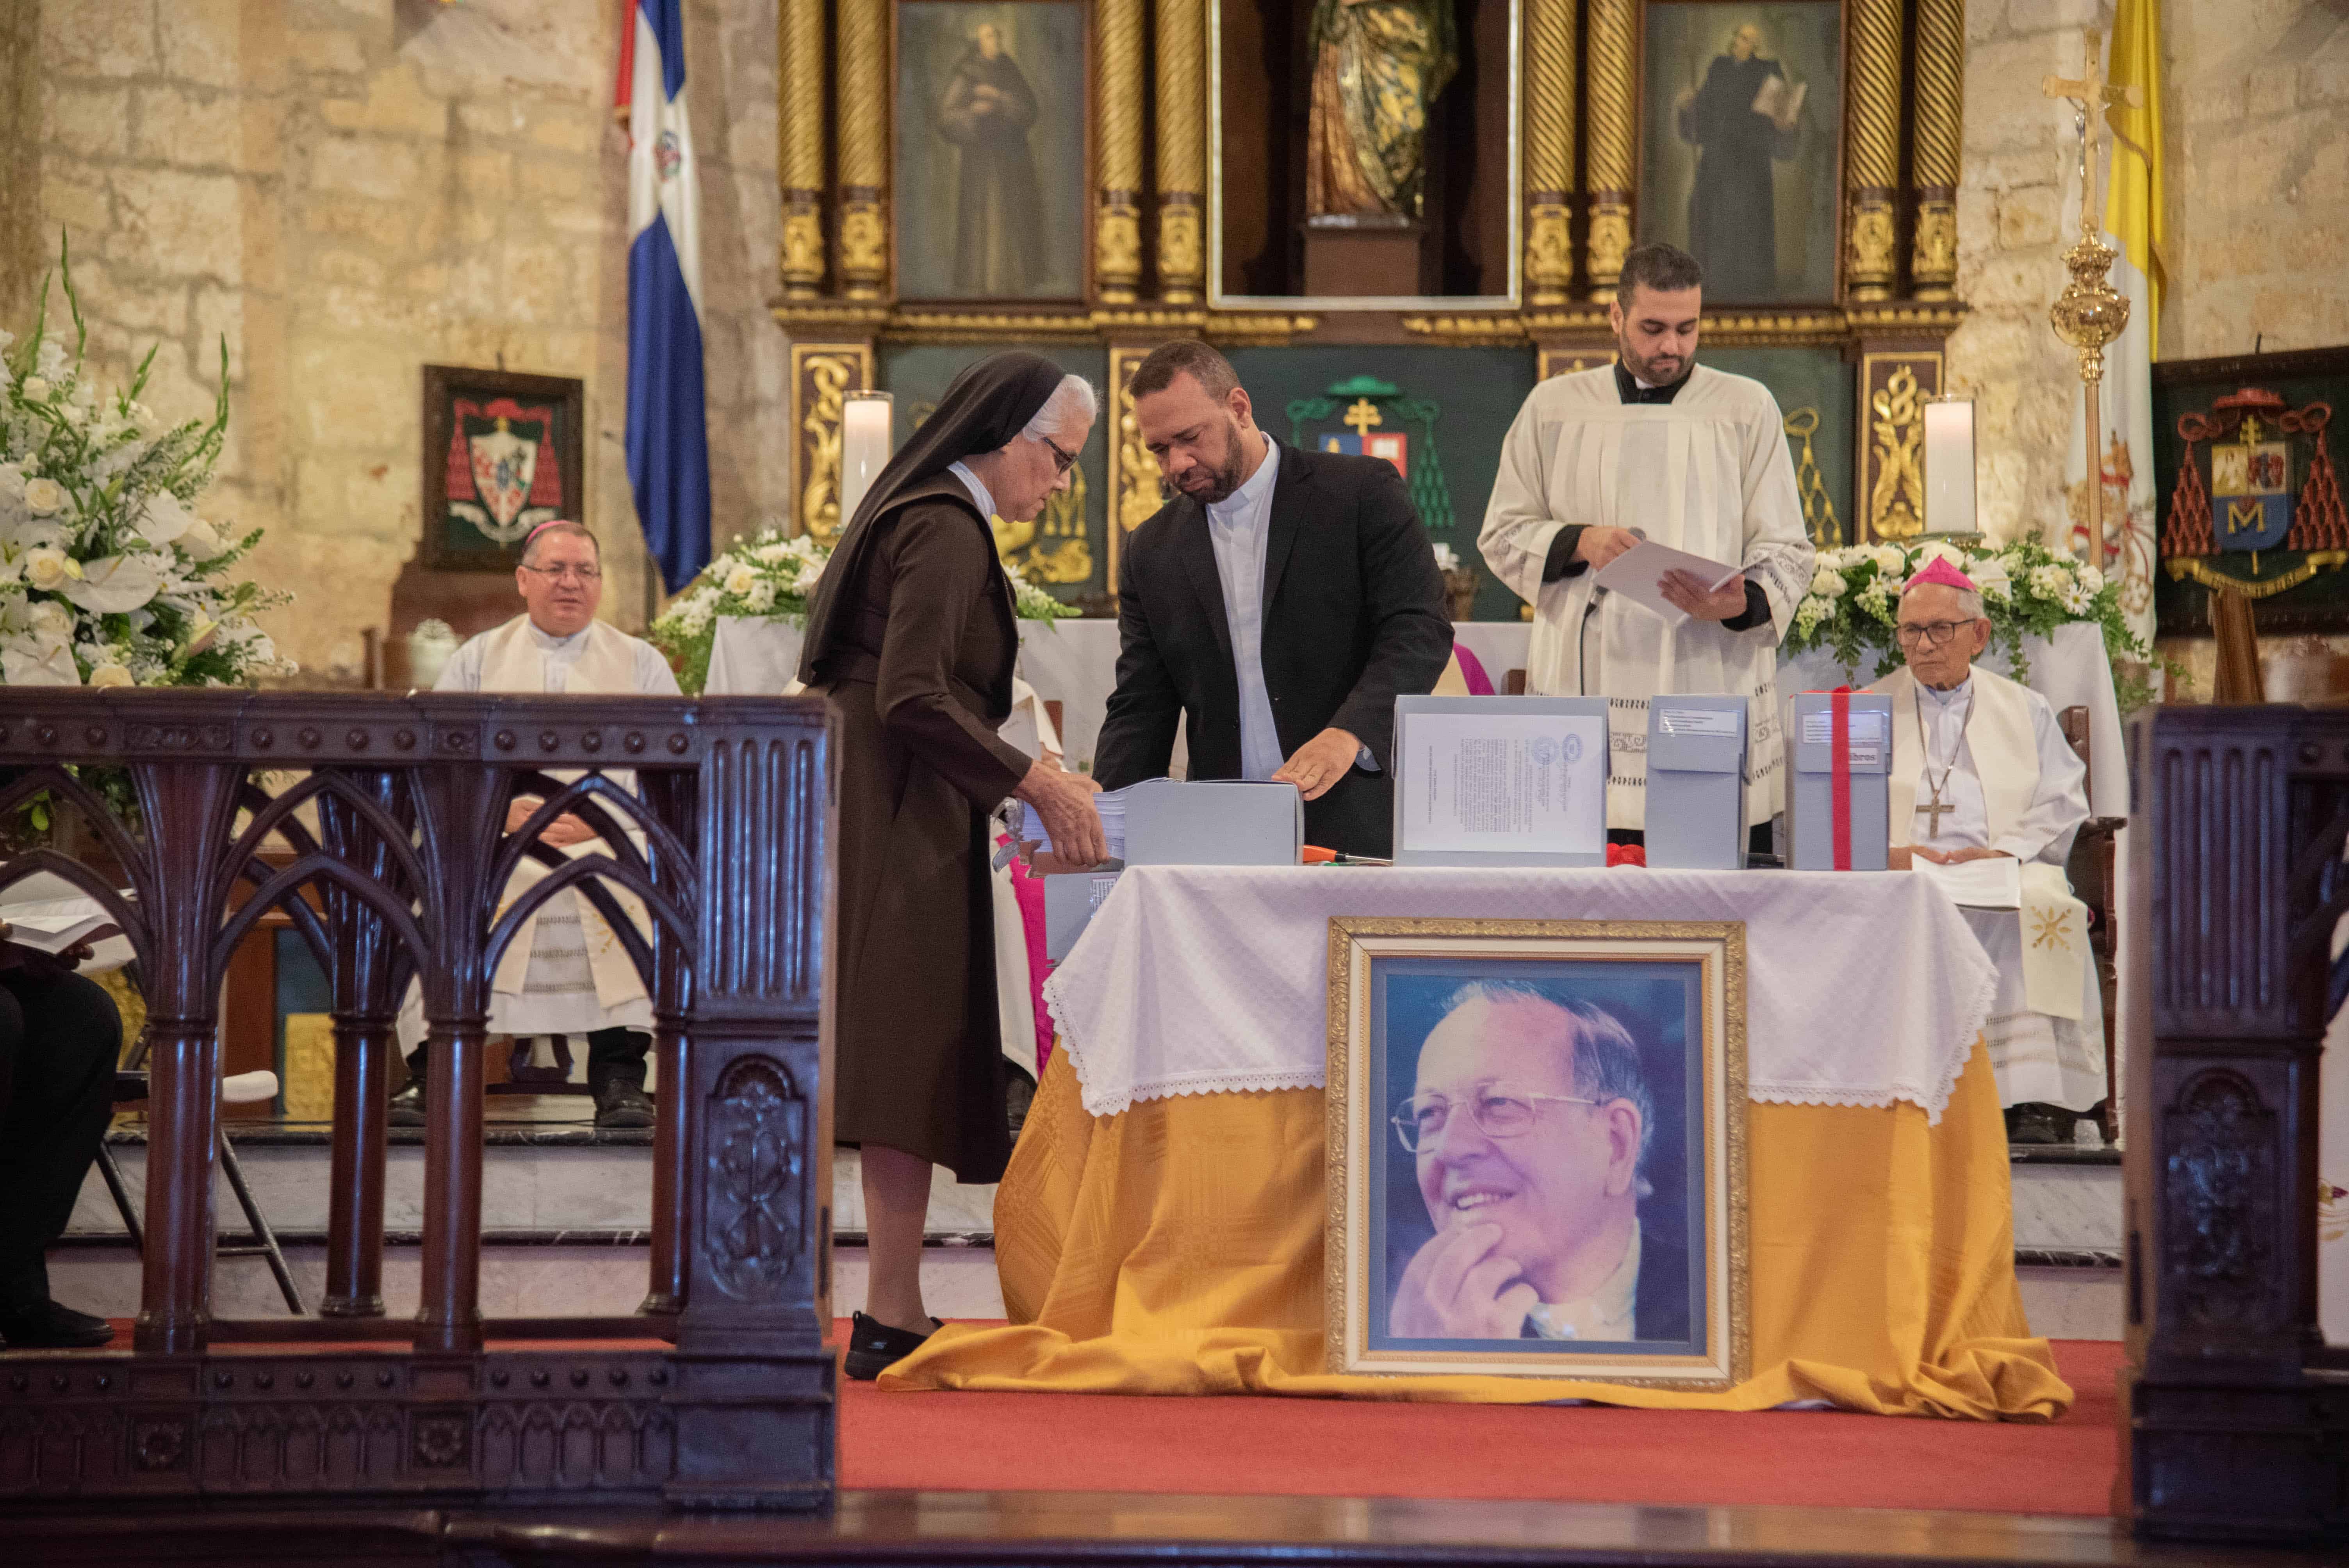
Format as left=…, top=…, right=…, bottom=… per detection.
left=0, top=691, right=835, bottom=1509
left=2126, top=705, right=2347, bottom=1544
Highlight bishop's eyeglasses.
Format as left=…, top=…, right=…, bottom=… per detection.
left=1392, top=1084, right=1603, bottom=1153
left=519, top=564, right=604, bottom=586
left=1893, top=619, right=1975, bottom=647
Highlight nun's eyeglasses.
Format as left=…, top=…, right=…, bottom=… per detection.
left=1038, top=434, right=1078, bottom=476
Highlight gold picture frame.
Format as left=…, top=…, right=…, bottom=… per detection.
left=1325, top=917, right=1749, bottom=1387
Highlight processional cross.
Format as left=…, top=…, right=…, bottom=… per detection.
left=2040, top=30, right=2145, bottom=573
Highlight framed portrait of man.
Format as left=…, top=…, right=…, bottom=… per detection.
left=894, top=0, right=1090, bottom=302
left=1325, top=917, right=1750, bottom=1387
left=419, top=365, right=585, bottom=572
left=1637, top=1, right=1845, bottom=306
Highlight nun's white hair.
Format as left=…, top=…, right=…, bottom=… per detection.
left=1019, top=374, right=1100, bottom=445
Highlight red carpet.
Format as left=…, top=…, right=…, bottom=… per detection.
left=839, top=1333, right=2124, bottom=1517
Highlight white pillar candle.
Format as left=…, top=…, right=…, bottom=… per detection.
left=1922, top=397, right=1977, bottom=537
left=839, top=390, right=895, bottom=531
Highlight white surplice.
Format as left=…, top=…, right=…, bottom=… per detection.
left=395, top=615, right=680, bottom=1051
left=1870, top=663, right=2107, bottom=1112
left=1479, top=364, right=1815, bottom=828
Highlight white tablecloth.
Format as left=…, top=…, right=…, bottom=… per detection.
left=1043, top=863, right=1997, bottom=1123
left=710, top=616, right=2126, bottom=817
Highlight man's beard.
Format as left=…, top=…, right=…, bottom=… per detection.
left=1618, top=336, right=1693, bottom=387
left=1178, top=415, right=1250, bottom=505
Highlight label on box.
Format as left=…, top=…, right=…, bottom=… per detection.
left=1800, top=708, right=1886, bottom=765
left=1657, top=706, right=1741, bottom=738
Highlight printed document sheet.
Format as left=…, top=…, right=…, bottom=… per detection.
left=1401, top=711, right=1607, bottom=855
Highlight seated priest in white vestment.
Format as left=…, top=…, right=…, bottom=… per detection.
left=1870, top=557, right=2106, bottom=1121
left=390, top=519, right=681, bottom=1130
left=1478, top=242, right=1814, bottom=851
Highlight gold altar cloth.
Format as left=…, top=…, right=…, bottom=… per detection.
left=884, top=1039, right=2070, bottom=1420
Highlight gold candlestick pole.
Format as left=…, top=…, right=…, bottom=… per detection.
left=2042, top=29, right=2143, bottom=574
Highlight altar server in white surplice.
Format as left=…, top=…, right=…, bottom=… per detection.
left=1479, top=243, right=1814, bottom=840
left=1871, top=557, right=2105, bottom=1117
left=390, top=519, right=681, bottom=1130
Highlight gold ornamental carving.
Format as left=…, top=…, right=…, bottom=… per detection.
left=1095, top=202, right=1143, bottom=302
left=836, top=0, right=889, bottom=298
left=837, top=200, right=888, bottom=298
left=1864, top=361, right=1930, bottom=541
left=1844, top=0, right=1902, bottom=301
left=780, top=208, right=825, bottom=298
left=1105, top=345, right=1166, bottom=599
left=1523, top=0, right=1576, bottom=305
left=1097, top=0, right=1145, bottom=303
left=1583, top=0, right=1636, bottom=299
left=1909, top=0, right=1964, bottom=298
left=1155, top=0, right=1206, bottom=302
left=1782, top=407, right=1842, bottom=549
left=779, top=0, right=827, bottom=299
left=1157, top=203, right=1203, bottom=301
left=1911, top=203, right=1957, bottom=298
left=791, top=344, right=873, bottom=544
left=994, top=468, right=1094, bottom=584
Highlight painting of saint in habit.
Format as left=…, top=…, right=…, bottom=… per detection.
left=1305, top=0, right=1458, bottom=221
left=1638, top=4, right=1843, bottom=305
left=896, top=3, right=1086, bottom=301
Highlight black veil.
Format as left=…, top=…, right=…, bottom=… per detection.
left=798, top=350, right=1064, bottom=685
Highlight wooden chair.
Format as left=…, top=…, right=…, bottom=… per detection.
left=1505, top=668, right=1528, bottom=695
left=2060, top=704, right=2126, bottom=1138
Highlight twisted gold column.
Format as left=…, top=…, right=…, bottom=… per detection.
left=836, top=0, right=889, bottom=300
left=1583, top=0, right=1634, bottom=300
left=1522, top=0, right=1576, bottom=306
left=1096, top=0, right=1145, bottom=303
left=1909, top=0, right=1965, bottom=299
left=1845, top=0, right=1902, bottom=301
left=1155, top=0, right=1206, bottom=303
left=779, top=0, right=827, bottom=299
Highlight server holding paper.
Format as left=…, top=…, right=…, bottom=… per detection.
left=1096, top=341, right=1453, bottom=857
left=1477, top=243, right=1813, bottom=849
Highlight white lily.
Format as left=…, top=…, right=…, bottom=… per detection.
left=1, top=634, right=80, bottom=686
left=59, top=553, right=164, bottom=613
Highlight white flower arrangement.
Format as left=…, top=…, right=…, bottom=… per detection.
left=649, top=522, right=1077, bottom=694
left=0, top=237, right=292, bottom=694
left=1784, top=535, right=2149, bottom=699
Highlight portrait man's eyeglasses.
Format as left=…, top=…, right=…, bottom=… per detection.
left=519, top=565, right=603, bottom=586
left=1893, top=618, right=1974, bottom=647
left=1039, top=434, right=1078, bottom=476
left=1392, top=1083, right=1603, bottom=1153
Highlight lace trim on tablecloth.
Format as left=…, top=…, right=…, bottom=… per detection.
left=1747, top=962, right=1995, bottom=1126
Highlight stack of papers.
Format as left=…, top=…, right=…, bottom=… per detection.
left=1912, top=855, right=2022, bottom=910
left=1021, top=777, right=1157, bottom=862
left=1592, top=541, right=1743, bottom=629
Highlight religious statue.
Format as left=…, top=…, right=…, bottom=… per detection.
left=936, top=21, right=1047, bottom=296
left=1674, top=23, right=1805, bottom=301
left=1305, top=0, right=1458, bottom=221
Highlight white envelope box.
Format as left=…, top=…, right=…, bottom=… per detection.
left=1645, top=696, right=1749, bottom=870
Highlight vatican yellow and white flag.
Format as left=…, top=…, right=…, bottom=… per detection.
left=2064, top=2, right=2164, bottom=650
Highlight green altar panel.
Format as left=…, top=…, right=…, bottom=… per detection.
left=879, top=342, right=1113, bottom=603
left=1227, top=344, right=1539, bottom=621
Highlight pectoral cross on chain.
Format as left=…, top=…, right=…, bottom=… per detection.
left=1916, top=795, right=1955, bottom=836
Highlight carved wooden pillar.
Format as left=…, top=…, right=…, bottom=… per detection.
left=2124, top=707, right=2345, bottom=1543
left=1096, top=0, right=1145, bottom=303
left=835, top=0, right=889, bottom=300
left=789, top=340, right=875, bottom=543
left=639, top=769, right=700, bottom=1319
left=1844, top=0, right=1902, bottom=301
left=1522, top=0, right=1576, bottom=307
left=317, top=770, right=408, bottom=1319
left=1581, top=0, right=1634, bottom=301
left=130, top=758, right=244, bottom=1355
left=1154, top=0, right=1206, bottom=303
left=779, top=0, right=827, bottom=298
left=1909, top=0, right=1964, bottom=299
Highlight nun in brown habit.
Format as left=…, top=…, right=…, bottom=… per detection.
left=797, top=349, right=1107, bottom=1379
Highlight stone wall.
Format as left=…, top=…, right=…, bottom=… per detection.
left=10, top=0, right=785, bottom=679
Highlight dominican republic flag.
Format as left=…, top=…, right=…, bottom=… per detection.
left=617, top=0, right=710, bottom=594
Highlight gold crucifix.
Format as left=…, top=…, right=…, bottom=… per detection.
left=2040, top=30, right=2145, bottom=575
left=1344, top=397, right=1384, bottom=438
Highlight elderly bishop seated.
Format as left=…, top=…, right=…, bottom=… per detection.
left=1868, top=558, right=2104, bottom=1116
left=390, top=519, right=681, bottom=1130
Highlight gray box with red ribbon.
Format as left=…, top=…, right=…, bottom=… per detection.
left=1785, top=691, right=1893, bottom=871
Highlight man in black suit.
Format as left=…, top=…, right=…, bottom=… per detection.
left=1390, top=984, right=1689, bottom=1344
left=1094, top=340, right=1452, bottom=857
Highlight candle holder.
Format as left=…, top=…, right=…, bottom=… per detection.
left=839, top=390, right=895, bottom=535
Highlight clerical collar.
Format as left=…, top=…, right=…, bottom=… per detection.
left=1614, top=361, right=1693, bottom=405
left=1919, top=672, right=1974, bottom=705
left=527, top=620, right=590, bottom=652
left=1207, top=436, right=1278, bottom=521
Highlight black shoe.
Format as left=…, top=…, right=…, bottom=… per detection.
left=2007, top=1103, right=2066, bottom=1145
left=589, top=1062, right=654, bottom=1130
left=388, top=1079, right=426, bottom=1128
left=0, top=1298, right=115, bottom=1349
left=843, top=1310, right=941, bottom=1381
